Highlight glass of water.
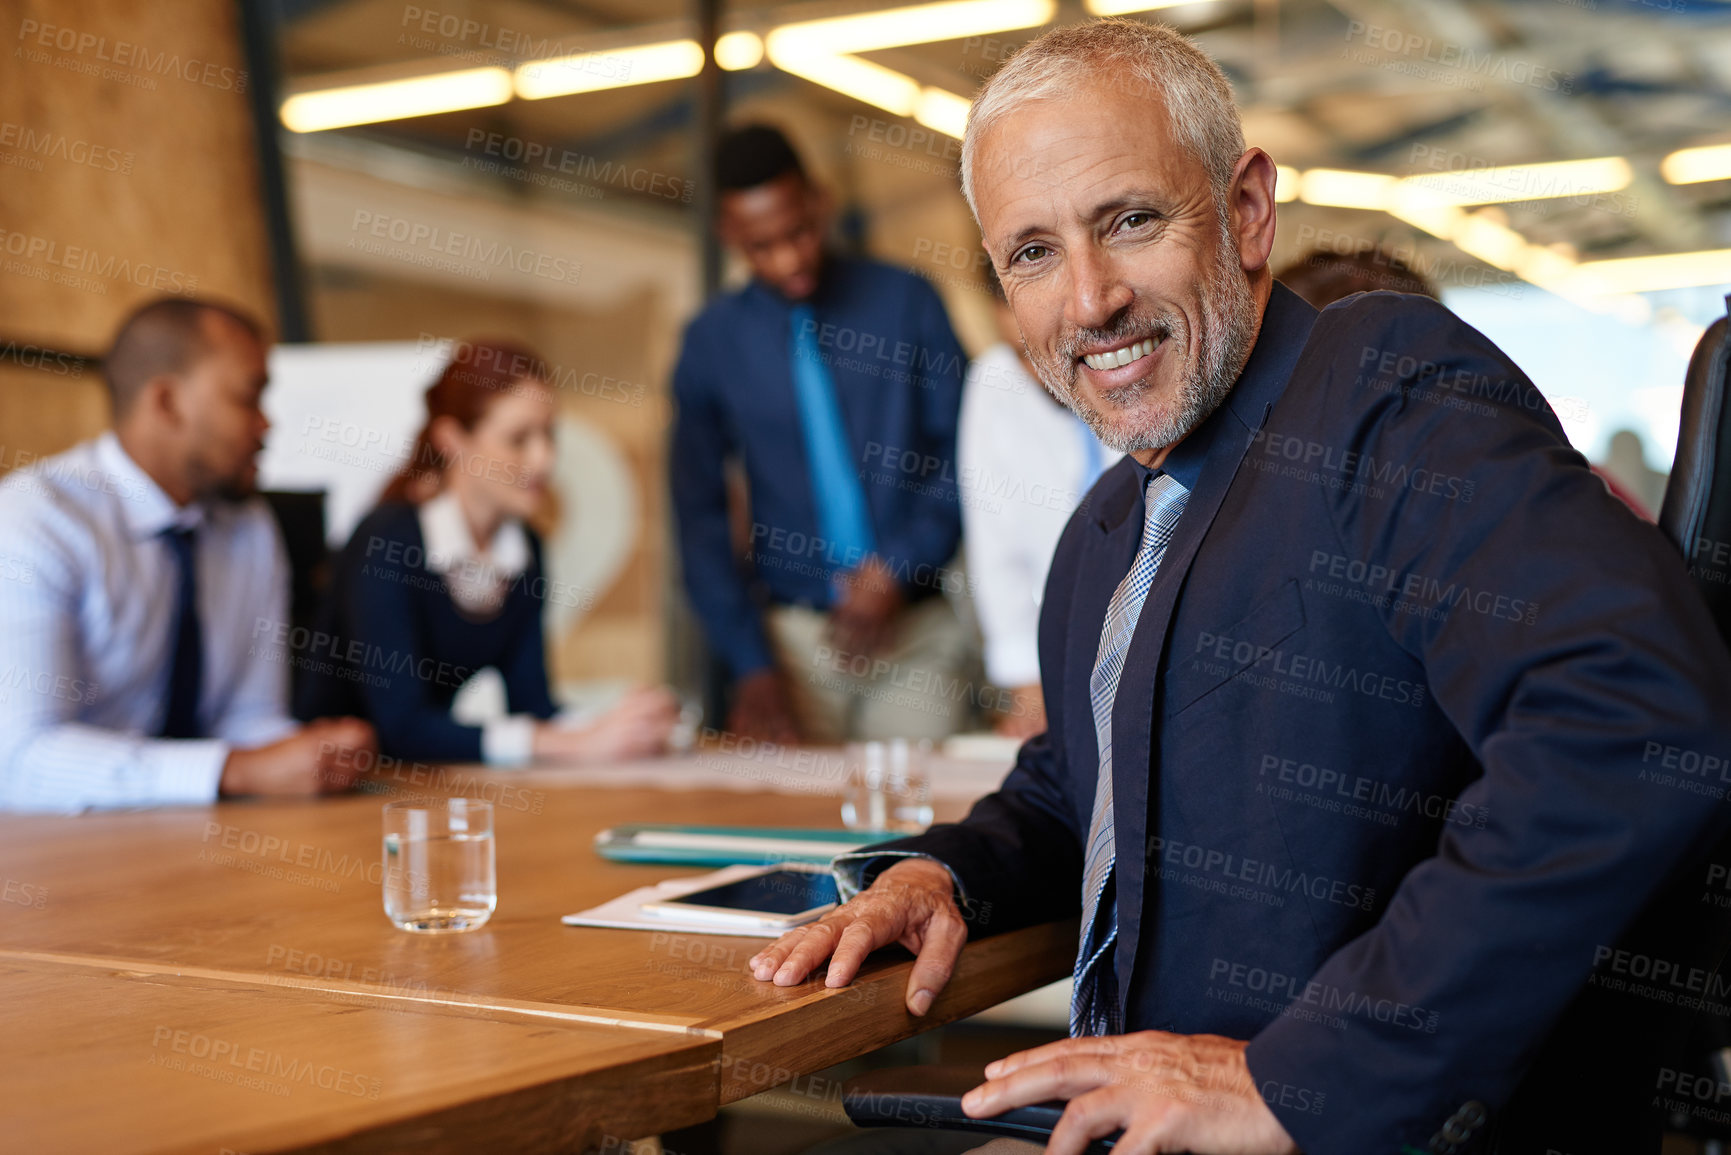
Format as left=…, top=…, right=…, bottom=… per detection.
left=382, top=798, right=496, bottom=933
left=841, top=739, right=934, bottom=834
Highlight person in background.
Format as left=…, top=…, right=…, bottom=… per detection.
left=959, top=271, right=1117, bottom=739
left=295, top=339, right=677, bottom=765
left=1600, top=428, right=1668, bottom=519
left=0, top=297, right=376, bottom=812
left=671, top=124, right=971, bottom=745
left=1272, top=244, right=1437, bottom=305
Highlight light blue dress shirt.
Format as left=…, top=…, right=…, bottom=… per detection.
left=0, top=432, right=296, bottom=812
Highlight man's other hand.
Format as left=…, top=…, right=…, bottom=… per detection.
left=219, top=718, right=376, bottom=797
left=748, top=856, right=965, bottom=1016
left=726, top=669, right=800, bottom=744
left=961, top=1032, right=1300, bottom=1155
left=830, top=556, right=905, bottom=655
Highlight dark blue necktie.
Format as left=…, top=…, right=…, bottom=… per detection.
left=159, top=526, right=203, bottom=740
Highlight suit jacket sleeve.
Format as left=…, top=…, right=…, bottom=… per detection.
left=498, top=538, right=558, bottom=720
left=1244, top=295, right=1731, bottom=1150
left=838, top=501, right=1093, bottom=936
left=870, top=277, right=965, bottom=591
left=669, top=318, right=776, bottom=677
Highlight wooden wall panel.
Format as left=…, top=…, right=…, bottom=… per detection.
left=0, top=0, right=275, bottom=358
left=0, top=361, right=109, bottom=471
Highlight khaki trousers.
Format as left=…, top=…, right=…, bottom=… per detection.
left=765, top=595, right=974, bottom=744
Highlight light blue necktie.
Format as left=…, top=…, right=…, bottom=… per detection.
left=789, top=303, right=876, bottom=577
left=1070, top=472, right=1190, bottom=1037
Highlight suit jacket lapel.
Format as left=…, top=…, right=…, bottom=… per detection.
left=1065, top=472, right=1143, bottom=834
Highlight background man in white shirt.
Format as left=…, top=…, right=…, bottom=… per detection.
left=0, top=297, right=375, bottom=812
left=959, top=274, right=1117, bottom=738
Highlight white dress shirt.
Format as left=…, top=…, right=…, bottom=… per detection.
left=416, top=492, right=541, bottom=766
left=0, top=433, right=296, bottom=812
left=958, top=344, right=1121, bottom=687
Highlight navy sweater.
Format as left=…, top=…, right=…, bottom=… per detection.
left=294, top=501, right=557, bottom=762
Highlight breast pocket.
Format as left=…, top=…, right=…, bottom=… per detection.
left=1163, top=577, right=1307, bottom=718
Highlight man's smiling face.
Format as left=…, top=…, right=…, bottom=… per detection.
left=976, top=77, right=1272, bottom=460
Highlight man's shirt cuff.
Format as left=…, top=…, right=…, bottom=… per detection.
left=152, top=739, right=230, bottom=805
left=831, top=849, right=970, bottom=907
left=481, top=715, right=537, bottom=767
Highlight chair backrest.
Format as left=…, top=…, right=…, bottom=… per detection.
left=1658, top=297, right=1731, bottom=645
left=258, top=488, right=329, bottom=663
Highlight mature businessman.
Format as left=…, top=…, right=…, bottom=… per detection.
left=751, top=19, right=1731, bottom=1155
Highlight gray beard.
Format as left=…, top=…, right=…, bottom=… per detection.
left=1027, top=215, right=1259, bottom=455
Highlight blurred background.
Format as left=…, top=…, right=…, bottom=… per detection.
left=3, top=0, right=1729, bottom=712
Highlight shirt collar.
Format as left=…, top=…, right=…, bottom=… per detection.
left=417, top=491, right=530, bottom=579
left=746, top=251, right=844, bottom=314
left=95, top=431, right=203, bottom=540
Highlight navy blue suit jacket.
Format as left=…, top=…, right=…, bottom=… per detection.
left=873, top=284, right=1731, bottom=1152
left=294, top=502, right=558, bottom=762
left=669, top=255, right=965, bottom=676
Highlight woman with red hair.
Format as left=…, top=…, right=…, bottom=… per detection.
left=295, top=339, right=676, bottom=765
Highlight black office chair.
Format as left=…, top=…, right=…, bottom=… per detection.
left=259, top=489, right=330, bottom=698
left=1652, top=298, right=1731, bottom=1148
left=842, top=1063, right=1115, bottom=1152
left=1658, top=300, right=1731, bottom=634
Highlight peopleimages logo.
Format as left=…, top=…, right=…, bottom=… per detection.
left=0, top=227, right=198, bottom=294
left=0, top=121, right=133, bottom=174
left=16, top=19, right=248, bottom=92
left=1207, top=957, right=1438, bottom=1032
left=1258, top=754, right=1488, bottom=829
left=1342, top=21, right=1572, bottom=93
left=1247, top=429, right=1475, bottom=504
left=1307, top=549, right=1539, bottom=626
left=347, top=211, right=582, bottom=284
left=463, top=129, right=693, bottom=202
left=1192, top=629, right=1429, bottom=710
left=1149, top=836, right=1377, bottom=911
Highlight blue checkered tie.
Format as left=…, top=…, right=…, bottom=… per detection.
left=1070, top=472, right=1189, bottom=1037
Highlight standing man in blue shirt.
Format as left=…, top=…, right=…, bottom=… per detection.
left=671, top=125, right=973, bottom=744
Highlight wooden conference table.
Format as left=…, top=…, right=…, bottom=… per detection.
left=0, top=750, right=1076, bottom=1154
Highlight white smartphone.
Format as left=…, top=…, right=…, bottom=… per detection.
left=640, top=866, right=840, bottom=931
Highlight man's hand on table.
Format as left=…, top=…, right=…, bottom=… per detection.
left=829, top=556, right=904, bottom=655
left=220, top=718, right=376, bottom=797
left=748, top=856, right=965, bottom=1016
left=726, top=668, right=801, bottom=745
left=535, top=686, right=680, bottom=762
left=961, top=1032, right=1299, bottom=1155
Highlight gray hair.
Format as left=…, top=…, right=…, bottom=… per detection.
left=960, top=18, right=1246, bottom=218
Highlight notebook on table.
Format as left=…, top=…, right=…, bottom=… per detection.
left=593, top=823, right=900, bottom=867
